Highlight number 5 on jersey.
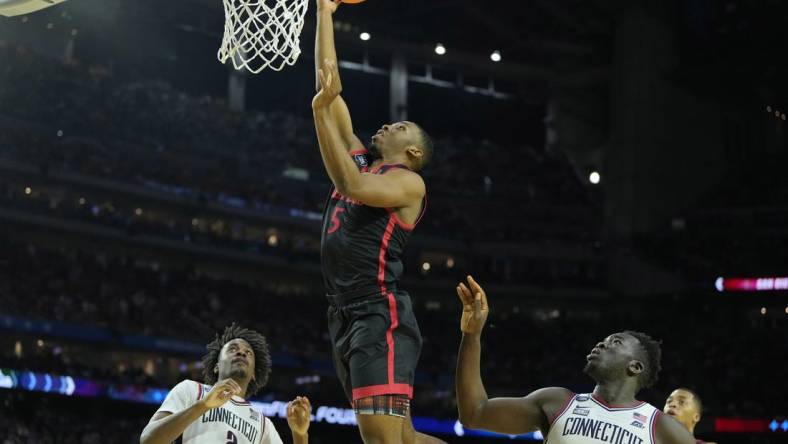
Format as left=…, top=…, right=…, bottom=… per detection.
left=327, top=207, right=345, bottom=234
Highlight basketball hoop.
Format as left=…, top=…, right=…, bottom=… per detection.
left=218, top=0, right=309, bottom=73
left=0, top=0, right=68, bottom=17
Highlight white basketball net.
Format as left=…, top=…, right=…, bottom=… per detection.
left=218, top=0, right=309, bottom=73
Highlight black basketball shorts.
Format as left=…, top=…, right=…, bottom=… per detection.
left=327, top=290, right=423, bottom=402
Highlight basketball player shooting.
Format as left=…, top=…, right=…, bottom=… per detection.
left=140, top=324, right=311, bottom=444
left=454, top=276, right=697, bottom=444
left=312, top=1, right=442, bottom=443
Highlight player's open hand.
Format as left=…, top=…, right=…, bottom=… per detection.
left=316, top=0, right=340, bottom=14
left=201, top=378, right=242, bottom=410
left=287, top=396, right=312, bottom=436
left=457, top=275, right=489, bottom=335
left=312, top=59, right=342, bottom=110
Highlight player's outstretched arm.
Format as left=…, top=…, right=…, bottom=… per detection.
left=455, top=276, right=570, bottom=435
left=655, top=413, right=697, bottom=444
left=315, top=0, right=364, bottom=152
left=287, top=396, right=312, bottom=444
left=313, top=61, right=425, bottom=208
left=140, top=379, right=242, bottom=444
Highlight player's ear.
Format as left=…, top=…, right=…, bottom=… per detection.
left=627, top=359, right=644, bottom=377
left=214, top=365, right=219, bottom=374
left=692, top=412, right=701, bottom=423
left=405, top=145, right=423, bottom=160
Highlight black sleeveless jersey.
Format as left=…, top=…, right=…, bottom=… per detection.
left=320, top=149, right=425, bottom=298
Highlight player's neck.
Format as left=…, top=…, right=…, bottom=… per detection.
left=592, top=381, right=639, bottom=407
left=371, top=154, right=409, bottom=169
left=222, top=376, right=250, bottom=400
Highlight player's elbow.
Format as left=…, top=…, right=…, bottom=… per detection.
left=457, top=405, right=483, bottom=429
left=458, top=415, right=481, bottom=430
left=139, top=426, right=158, bottom=444
left=335, top=182, right=355, bottom=200
left=335, top=177, right=361, bottom=199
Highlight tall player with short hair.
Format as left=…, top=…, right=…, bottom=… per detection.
left=312, top=1, right=442, bottom=443
left=664, top=388, right=716, bottom=444
left=454, top=276, right=697, bottom=444
left=140, top=324, right=311, bottom=444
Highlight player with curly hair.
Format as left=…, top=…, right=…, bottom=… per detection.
left=454, top=276, right=697, bottom=444
left=141, top=323, right=311, bottom=444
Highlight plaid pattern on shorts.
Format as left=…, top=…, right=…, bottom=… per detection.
left=353, top=394, right=410, bottom=418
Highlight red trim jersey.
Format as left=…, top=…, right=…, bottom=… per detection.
left=320, top=150, right=425, bottom=298
left=155, top=380, right=282, bottom=444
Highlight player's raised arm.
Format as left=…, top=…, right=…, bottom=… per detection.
left=455, top=276, right=571, bottom=435
left=315, top=0, right=364, bottom=152
left=313, top=61, right=425, bottom=208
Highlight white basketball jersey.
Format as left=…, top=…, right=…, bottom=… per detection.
left=546, top=393, right=661, bottom=444
left=156, top=380, right=283, bottom=444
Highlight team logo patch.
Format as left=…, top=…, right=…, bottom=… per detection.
left=573, top=407, right=590, bottom=416
left=354, top=154, right=368, bottom=167
left=576, top=395, right=590, bottom=402
left=630, top=420, right=645, bottom=429
left=250, top=408, right=260, bottom=421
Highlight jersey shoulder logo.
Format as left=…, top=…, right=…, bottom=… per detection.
left=354, top=154, right=368, bottom=167
left=573, top=407, right=590, bottom=416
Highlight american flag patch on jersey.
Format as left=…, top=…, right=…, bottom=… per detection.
left=249, top=408, right=260, bottom=421
left=633, top=412, right=648, bottom=423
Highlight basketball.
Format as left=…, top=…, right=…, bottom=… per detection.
left=341, top=0, right=366, bottom=4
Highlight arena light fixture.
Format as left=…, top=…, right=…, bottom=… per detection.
left=435, top=43, right=446, bottom=55
left=0, top=0, right=68, bottom=17
left=589, top=171, right=601, bottom=184
left=359, top=32, right=370, bottom=41
left=490, top=50, right=502, bottom=62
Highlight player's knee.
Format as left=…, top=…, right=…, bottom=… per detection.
left=360, top=434, right=398, bottom=444
left=358, top=421, right=402, bottom=444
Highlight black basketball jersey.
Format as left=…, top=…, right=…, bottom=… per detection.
left=321, top=149, right=425, bottom=298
